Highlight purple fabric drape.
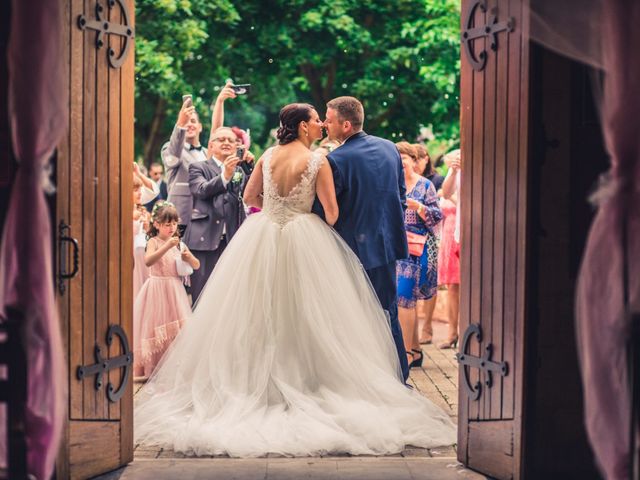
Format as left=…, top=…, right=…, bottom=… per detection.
left=576, top=1, right=640, bottom=479
left=0, top=1, right=67, bottom=479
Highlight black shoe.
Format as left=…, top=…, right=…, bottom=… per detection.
left=409, top=348, right=424, bottom=368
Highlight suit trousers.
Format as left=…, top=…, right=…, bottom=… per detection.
left=190, top=236, right=228, bottom=306
left=365, top=261, right=410, bottom=382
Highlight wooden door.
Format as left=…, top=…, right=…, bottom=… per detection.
left=56, top=0, right=135, bottom=478
left=458, top=0, right=529, bottom=478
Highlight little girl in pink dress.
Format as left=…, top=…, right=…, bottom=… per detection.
left=133, top=202, right=200, bottom=380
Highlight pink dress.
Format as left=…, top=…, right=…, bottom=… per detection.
left=133, top=237, right=191, bottom=379
left=437, top=199, right=460, bottom=285
left=133, top=219, right=149, bottom=300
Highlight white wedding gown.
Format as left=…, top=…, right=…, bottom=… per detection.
left=134, top=149, right=456, bottom=456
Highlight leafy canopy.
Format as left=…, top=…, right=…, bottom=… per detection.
left=135, top=0, right=460, bottom=160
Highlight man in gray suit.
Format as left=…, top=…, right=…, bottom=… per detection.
left=161, top=101, right=207, bottom=229
left=184, top=126, right=248, bottom=303
left=161, top=85, right=237, bottom=229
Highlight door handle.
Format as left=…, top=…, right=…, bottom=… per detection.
left=58, top=220, right=79, bottom=295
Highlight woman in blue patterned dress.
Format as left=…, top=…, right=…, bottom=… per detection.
left=395, top=142, right=443, bottom=368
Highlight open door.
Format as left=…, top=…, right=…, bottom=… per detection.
left=55, top=0, right=135, bottom=478
left=457, top=0, right=529, bottom=478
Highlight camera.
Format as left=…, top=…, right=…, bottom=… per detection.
left=182, top=94, right=193, bottom=108
left=231, top=84, right=251, bottom=95
left=177, top=224, right=187, bottom=238
left=236, top=146, right=246, bottom=161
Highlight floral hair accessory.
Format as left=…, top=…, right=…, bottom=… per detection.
left=151, top=200, right=175, bottom=220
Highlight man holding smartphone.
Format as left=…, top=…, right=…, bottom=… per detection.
left=161, top=85, right=238, bottom=231
left=184, top=126, right=249, bottom=304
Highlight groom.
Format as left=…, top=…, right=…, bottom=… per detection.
left=314, top=96, right=410, bottom=382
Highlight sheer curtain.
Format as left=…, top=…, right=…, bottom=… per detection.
left=0, top=0, right=67, bottom=478
left=527, top=1, right=640, bottom=479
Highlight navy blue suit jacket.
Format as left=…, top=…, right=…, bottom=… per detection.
left=313, top=131, right=408, bottom=270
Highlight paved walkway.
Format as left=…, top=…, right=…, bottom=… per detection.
left=97, top=319, right=486, bottom=479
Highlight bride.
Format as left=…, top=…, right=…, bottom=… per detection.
left=134, top=103, right=456, bottom=457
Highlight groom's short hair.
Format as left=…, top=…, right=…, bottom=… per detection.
left=327, top=97, right=364, bottom=130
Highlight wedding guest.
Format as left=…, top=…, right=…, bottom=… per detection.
left=437, top=196, right=459, bottom=349
left=133, top=174, right=151, bottom=300
left=134, top=161, right=160, bottom=204
left=144, top=162, right=168, bottom=212
left=231, top=126, right=250, bottom=148
left=441, top=149, right=461, bottom=243
left=438, top=149, right=461, bottom=349
left=413, top=144, right=442, bottom=344
left=229, top=126, right=260, bottom=214
left=133, top=163, right=159, bottom=300
left=414, top=144, right=444, bottom=191
left=161, top=100, right=206, bottom=233
left=133, top=202, right=200, bottom=380
left=184, top=127, right=248, bottom=303
left=395, top=142, right=443, bottom=368
left=161, top=84, right=235, bottom=233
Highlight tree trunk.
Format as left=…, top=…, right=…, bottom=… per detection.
left=300, top=62, right=335, bottom=115
left=142, top=97, right=167, bottom=168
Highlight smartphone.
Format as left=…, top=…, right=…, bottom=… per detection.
left=231, top=84, right=251, bottom=95
left=182, top=94, right=193, bottom=107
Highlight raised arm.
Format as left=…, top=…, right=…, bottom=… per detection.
left=134, top=162, right=159, bottom=204
left=316, top=156, right=339, bottom=226
left=442, top=154, right=460, bottom=200
left=209, top=83, right=237, bottom=142
left=162, top=100, right=193, bottom=169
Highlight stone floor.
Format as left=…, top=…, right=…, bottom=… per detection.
left=96, top=318, right=486, bottom=480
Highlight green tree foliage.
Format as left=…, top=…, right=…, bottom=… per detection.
left=135, top=0, right=460, bottom=164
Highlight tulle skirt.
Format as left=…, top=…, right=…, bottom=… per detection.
left=133, top=275, right=191, bottom=379
left=134, top=212, right=456, bottom=456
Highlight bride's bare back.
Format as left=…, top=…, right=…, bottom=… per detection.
left=243, top=143, right=339, bottom=225
left=269, top=144, right=315, bottom=198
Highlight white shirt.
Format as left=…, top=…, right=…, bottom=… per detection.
left=211, top=156, right=231, bottom=187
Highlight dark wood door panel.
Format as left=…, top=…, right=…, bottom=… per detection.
left=458, top=0, right=529, bottom=478
left=467, top=421, right=515, bottom=479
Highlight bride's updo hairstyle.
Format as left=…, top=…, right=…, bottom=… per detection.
left=276, top=103, right=315, bottom=145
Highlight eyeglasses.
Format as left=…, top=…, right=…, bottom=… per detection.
left=213, top=137, right=237, bottom=143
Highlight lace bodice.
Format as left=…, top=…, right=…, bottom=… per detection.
left=262, top=149, right=324, bottom=226
left=147, top=237, right=181, bottom=277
